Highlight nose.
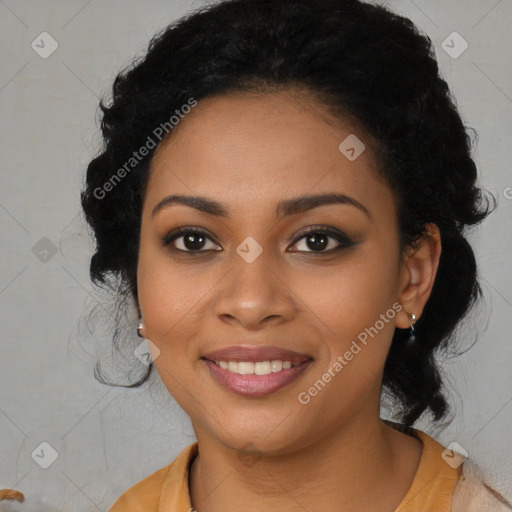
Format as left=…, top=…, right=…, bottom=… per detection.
left=213, top=248, right=297, bottom=330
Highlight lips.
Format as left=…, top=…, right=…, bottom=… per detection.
left=202, top=345, right=312, bottom=364
left=201, top=345, right=313, bottom=397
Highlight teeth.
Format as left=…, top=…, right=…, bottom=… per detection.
left=214, top=359, right=297, bottom=375
left=255, top=361, right=271, bottom=375
left=271, top=360, right=282, bottom=372
left=238, top=362, right=254, bottom=374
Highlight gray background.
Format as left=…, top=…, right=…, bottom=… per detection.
left=0, top=0, right=511, bottom=510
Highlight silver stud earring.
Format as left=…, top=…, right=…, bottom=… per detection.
left=137, top=321, right=144, bottom=339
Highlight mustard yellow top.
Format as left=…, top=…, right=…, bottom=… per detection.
left=108, top=427, right=510, bottom=511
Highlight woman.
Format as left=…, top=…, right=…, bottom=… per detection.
left=81, top=0, right=511, bottom=510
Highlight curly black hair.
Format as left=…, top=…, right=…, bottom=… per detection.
left=80, top=0, right=495, bottom=426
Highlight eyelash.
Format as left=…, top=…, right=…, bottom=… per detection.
left=161, top=225, right=357, bottom=256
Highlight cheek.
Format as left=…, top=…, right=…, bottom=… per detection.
left=294, top=268, right=398, bottom=428
left=298, top=239, right=400, bottom=392
left=136, top=252, right=207, bottom=405
left=137, top=238, right=213, bottom=342
left=301, top=247, right=399, bottom=340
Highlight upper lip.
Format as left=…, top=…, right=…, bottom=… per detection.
left=202, top=345, right=312, bottom=364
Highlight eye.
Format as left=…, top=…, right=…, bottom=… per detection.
left=289, top=226, right=357, bottom=254
left=162, top=227, right=221, bottom=253
left=162, top=226, right=358, bottom=255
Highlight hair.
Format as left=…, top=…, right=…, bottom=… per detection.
left=80, top=0, right=495, bottom=426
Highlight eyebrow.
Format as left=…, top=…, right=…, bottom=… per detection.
left=151, top=192, right=371, bottom=220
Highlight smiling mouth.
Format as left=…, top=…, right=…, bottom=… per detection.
left=201, top=354, right=313, bottom=397
left=200, top=344, right=313, bottom=396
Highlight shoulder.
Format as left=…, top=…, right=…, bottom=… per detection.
left=451, top=458, right=512, bottom=512
left=108, top=464, right=172, bottom=512
left=388, top=421, right=510, bottom=512
left=108, top=442, right=198, bottom=512
left=410, top=428, right=512, bottom=511
left=393, top=427, right=462, bottom=511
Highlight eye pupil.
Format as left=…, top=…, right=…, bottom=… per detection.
left=184, top=233, right=206, bottom=250
left=307, top=233, right=328, bottom=251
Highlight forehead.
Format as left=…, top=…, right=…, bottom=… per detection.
left=145, top=90, right=392, bottom=218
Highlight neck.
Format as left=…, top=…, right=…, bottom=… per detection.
left=189, top=416, right=422, bottom=512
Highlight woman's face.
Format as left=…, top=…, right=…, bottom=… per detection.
left=137, top=90, right=414, bottom=454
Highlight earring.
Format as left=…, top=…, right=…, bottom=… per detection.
left=408, top=313, right=416, bottom=342
left=137, top=321, right=144, bottom=339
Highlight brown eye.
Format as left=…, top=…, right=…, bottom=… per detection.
left=162, top=227, right=221, bottom=253
left=289, top=227, right=357, bottom=254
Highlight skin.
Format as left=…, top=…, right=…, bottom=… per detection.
left=137, top=89, right=442, bottom=512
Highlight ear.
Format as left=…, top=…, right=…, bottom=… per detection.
left=395, top=222, right=442, bottom=329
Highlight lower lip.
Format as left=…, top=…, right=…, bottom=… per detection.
left=202, top=359, right=312, bottom=397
